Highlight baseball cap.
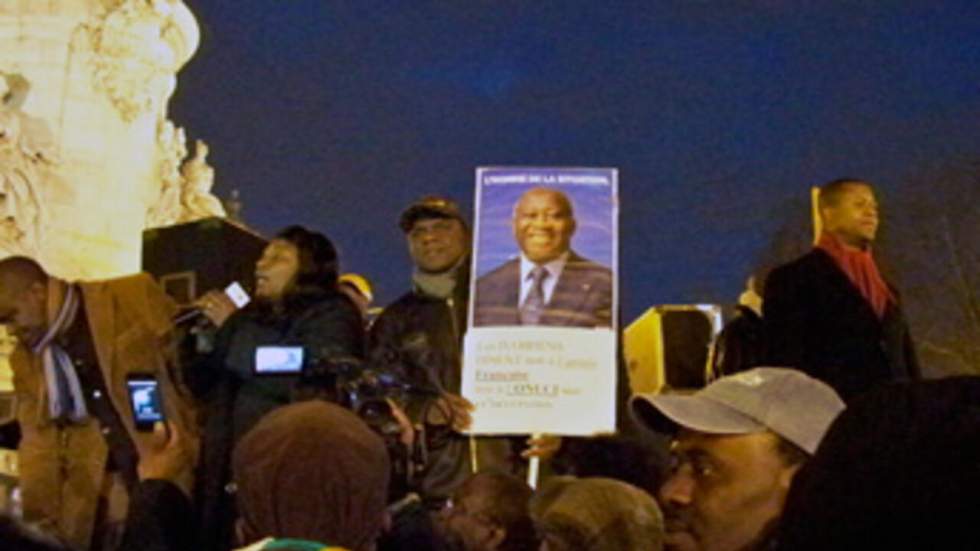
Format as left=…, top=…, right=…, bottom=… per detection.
left=398, top=196, right=467, bottom=233
left=630, top=367, right=845, bottom=454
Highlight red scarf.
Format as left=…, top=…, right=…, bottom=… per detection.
left=817, top=232, right=894, bottom=319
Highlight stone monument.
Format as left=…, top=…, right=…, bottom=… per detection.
left=0, top=0, right=224, bottom=279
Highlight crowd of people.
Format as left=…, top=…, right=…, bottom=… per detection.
left=0, top=178, right=976, bottom=551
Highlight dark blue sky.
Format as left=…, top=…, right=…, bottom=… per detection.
left=170, top=0, right=979, bottom=321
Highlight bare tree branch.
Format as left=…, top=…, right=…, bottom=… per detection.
left=938, top=212, right=980, bottom=330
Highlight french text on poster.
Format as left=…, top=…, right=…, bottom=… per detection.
left=462, top=327, right=616, bottom=435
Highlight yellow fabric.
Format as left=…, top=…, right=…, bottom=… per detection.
left=338, top=273, right=373, bottom=302
left=811, top=186, right=823, bottom=245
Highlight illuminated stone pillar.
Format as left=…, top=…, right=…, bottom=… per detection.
left=0, top=0, right=218, bottom=279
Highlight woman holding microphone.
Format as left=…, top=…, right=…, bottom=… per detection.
left=187, top=224, right=364, bottom=551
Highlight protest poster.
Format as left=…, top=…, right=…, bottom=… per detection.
left=462, top=167, right=618, bottom=435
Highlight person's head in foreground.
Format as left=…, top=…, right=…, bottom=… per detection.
left=438, top=471, right=536, bottom=551
left=529, top=476, right=664, bottom=551
left=232, top=401, right=391, bottom=551
left=775, top=377, right=980, bottom=550
left=630, top=367, right=845, bottom=551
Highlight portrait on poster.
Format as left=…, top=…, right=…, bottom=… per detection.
left=461, top=167, right=619, bottom=436
left=470, top=168, right=618, bottom=330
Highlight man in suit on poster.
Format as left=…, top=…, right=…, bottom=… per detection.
left=474, top=187, right=612, bottom=328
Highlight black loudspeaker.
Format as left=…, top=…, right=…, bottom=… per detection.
left=624, top=305, right=722, bottom=394
left=142, top=217, right=267, bottom=305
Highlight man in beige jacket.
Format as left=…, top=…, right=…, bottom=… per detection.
left=0, top=256, right=196, bottom=550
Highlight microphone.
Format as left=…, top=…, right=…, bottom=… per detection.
left=173, top=307, right=205, bottom=325
left=173, top=282, right=251, bottom=325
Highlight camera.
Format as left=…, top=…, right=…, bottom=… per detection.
left=294, top=354, right=433, bottom=498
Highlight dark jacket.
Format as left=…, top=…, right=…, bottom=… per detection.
left=119, top=480, right=195, bottom=551
left=186, top=292, right=365, bottom=551
left=368, top=278, right=469, bottom=408
left=473, top=251, right=613, bottom=328
left=763, top=249, right=919, bottom=402
left=368, top=262, right=518, bottom=505
left=119, top=478, right=350, bottom=551
left=711, top=305, right=767, bottom=377
left=775, top=377, right=980, bottom=550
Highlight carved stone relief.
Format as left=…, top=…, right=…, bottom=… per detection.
left=146, top=121, right=226, bottom=228
left=0, top=73, right=60, bottom=256
left=0, top=1, right=208, bottom=275
left=178, top=139, right=226, bottom=223
left=88, top=0, right=199, bottom=122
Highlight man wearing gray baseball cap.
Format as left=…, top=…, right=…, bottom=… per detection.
left=630, top=367, right=845, bottom=551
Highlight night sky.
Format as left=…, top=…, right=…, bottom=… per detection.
left=169, top=0, right=980, bottom=321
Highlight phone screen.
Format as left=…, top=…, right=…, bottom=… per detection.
left=255, top=346, right=305, bottom=375
left=127, top=376, right=164, bottom=430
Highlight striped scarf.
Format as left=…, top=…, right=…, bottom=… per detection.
left=31, top=283, right=88, bottom=423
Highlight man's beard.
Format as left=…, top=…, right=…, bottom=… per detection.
left=662, top=507, right=701, bottom=551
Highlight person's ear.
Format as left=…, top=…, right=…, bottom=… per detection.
left=778, top=462, right=802, bottom=491
left=382, top=511, right=392, bottom=533
left=818, top=203, right=837, bottom=229
left=27, top=281, right=46, bottom=302
left=25, top=281, right=47, bottom=317
left=486, top=526, right=507, bottom=550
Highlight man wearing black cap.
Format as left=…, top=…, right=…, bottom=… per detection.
left=369, top=196, right=523, bottom=510
left=630, top=368, right=845, bottom=551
